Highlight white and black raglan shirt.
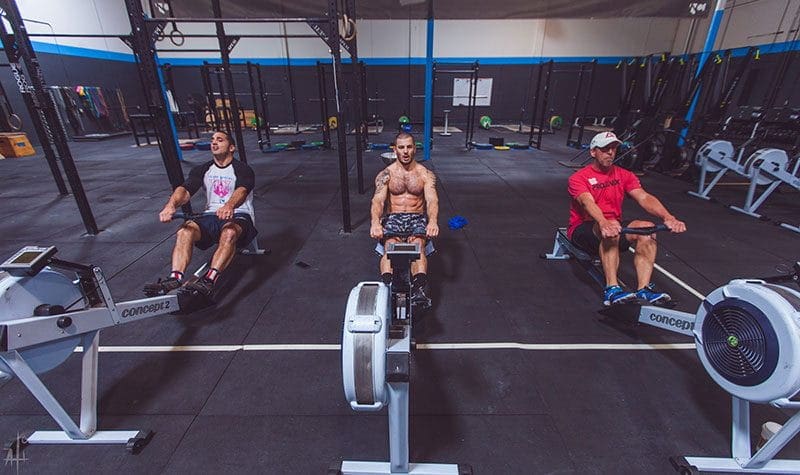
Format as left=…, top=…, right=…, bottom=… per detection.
left=182, top=160, right=255, bottom=219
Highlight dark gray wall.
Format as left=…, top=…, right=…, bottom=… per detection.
left=165, top=62, right=631, bottom=131
left=3, top=50, right=797, bottom=148
left=0, top=52, right=146, bottom=145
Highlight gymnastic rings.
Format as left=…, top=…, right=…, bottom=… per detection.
left=339, top=14, right=357, bottom=42
left=155, top=23, right=185, bottom=47
left=168, top=28, right=185, bottom=47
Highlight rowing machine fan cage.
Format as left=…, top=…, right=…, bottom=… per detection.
left=0, top=268, right=87, bottom=380
left=695, top=280, right=800, bottom=403
left=342, top=282, right=390, bottom=411
left=694, top=140, right=734, bottom=173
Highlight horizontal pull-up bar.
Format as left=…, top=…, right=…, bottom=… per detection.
left=159, top=48, right=223, bottom=52
left=205, top=69, right=253, bottom=75
left=412, top=94, right=488, bottom=98
left=26, top=32, right=318, bottom=39
left=167, top=33, right=319, bottom=39
left=144, top=17, right=327, bottom=24
left=211, top=92, right=284, bottom=97
left=28, top=33, right=128, bottom=38
left=435, top=69, right=478, bottom=74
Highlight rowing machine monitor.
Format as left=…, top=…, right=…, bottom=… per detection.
left=0, top=246, right=57, bottom=276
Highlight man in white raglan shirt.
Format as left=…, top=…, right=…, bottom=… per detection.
left=144, top=130, right=257, bottom=298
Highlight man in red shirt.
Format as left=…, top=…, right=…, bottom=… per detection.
left=568, top=131, right=687, bottom=306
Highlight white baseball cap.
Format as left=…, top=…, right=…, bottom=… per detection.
left=590, top=131, right=622, bottom=149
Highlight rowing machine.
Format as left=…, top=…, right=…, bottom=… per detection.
left=729, top=148, right=800, bottom=220
left=334, top=243, right=471, bottom=475
left=601, top=263, right=800, bottom=473
left=541, top=224, right=669, bottom=290
left=0, top=246, right=184, bottom=453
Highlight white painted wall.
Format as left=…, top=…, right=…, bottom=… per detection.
left=357, top=20, right=427, bottom=58
left=14, top=0, right=797, bottom=60
left=174, top=17, right=681, bottom=60
left=673, top=0, right=800, bottom=53
left=537, top=18, right=680, bottom=58
left=16, top=0, right=132, bottom=54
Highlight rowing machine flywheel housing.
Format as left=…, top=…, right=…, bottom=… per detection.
left=695, top=280, right=800, bottom=403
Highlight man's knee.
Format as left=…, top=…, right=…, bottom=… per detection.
left=600, top=234, right=621, bottom=247
left=219, top=224, right=241, bottom=246
left=628, top=220, right=658, bottom=247
left=177, top=223, right=200, bottom=242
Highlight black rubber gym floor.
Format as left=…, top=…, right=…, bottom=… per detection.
left=0, top=128, right=798, bottom=474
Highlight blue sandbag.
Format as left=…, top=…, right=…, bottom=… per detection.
left=369, top=143, right=391, bottom=150
left=262, top=146, right=284, bottom=153
left=448, top=215, right=468, bottom=230
left=194, top=141, right=211, bottom=151
left=473, top=143, right=493, bottom=150
left=301, top=144, right=321, bottom=150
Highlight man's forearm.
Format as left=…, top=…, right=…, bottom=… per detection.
left=225, top=187, right=250, bottom=210
left=581, top=199, right=608, bottom=224
left=640, top=195, right=674, bottom=220
left=167, top=187, right=190, bottom=208
left=426, top=199, right=439, bottom=224
left=371, top=200, right=384, bottom=225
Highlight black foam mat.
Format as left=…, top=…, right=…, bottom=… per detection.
left=2, top=129, right=799, bottom=473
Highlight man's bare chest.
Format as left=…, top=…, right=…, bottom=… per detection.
left=388, top=172, right=424, bottom=195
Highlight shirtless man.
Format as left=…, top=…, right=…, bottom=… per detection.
left=370, top=132, right=439, bottom=308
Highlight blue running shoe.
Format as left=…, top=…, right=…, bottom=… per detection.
left=603, top=285, right=635, bottom=306
left=635, top=283, right=671, bottom=305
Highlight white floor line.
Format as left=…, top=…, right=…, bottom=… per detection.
left=78, top=342, right=696, bottom=353
left=75, top=251, right=705, bottom=355
left=628, top=247, right=707, bottom=301
left=653, top=262, right=707, bottom=301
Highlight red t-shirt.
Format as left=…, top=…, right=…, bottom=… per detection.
left=567, top=165, right=641, bottom=238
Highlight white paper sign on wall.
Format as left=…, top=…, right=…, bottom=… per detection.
left=452, top=78, right=492, bottom=107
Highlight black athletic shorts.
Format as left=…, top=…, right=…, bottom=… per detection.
left=382, top=213, right=428, bottom=239
left=570, top=220, right=631, bottom=256
left=189, top=213, right=258, bottom=251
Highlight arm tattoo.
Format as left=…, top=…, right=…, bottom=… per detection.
left=374, top=169, right=390, bottom=193
left=423, top=169, right=437, bottom=191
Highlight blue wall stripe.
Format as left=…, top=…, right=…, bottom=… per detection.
left=31, top=38, right=800, bottom=67
left=31, top=41, right=136, bottom=62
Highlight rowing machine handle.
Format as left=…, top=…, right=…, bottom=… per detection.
left=620, top=223, right=670, bottom=235
left=172, top=211, right=211, bottom=221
